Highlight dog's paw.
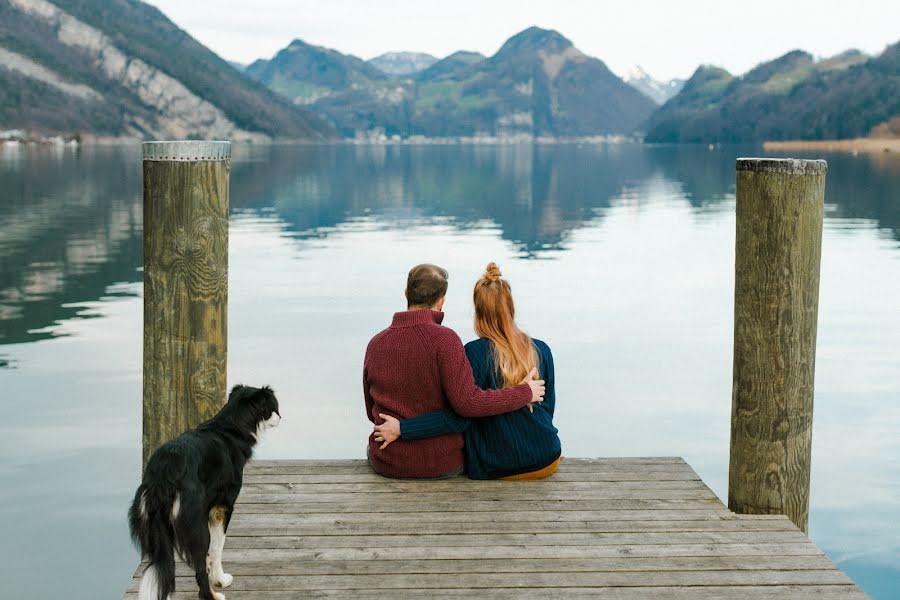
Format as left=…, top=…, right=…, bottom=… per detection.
left=211, top=591, right=225, bottom=600
left=213, top=573, right=233, bottom=588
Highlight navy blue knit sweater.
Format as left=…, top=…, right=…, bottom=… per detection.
left=399, top=337, right=561, bottom=480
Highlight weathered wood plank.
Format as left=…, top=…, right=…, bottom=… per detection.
left=235, top=488, right=720, bottom=502
left=238, top=480, right=710, bottom=494
left=242, top=470, right=701, bottom=483
left=247, top=457, right=688, bottom=468
left=127, top=569, right=853, bottom=592
left=231, top=498, right=725, bottom=512
left=224, top=518, right=799, bottom=536
left=160, top=555, right=839, bottom=575
left=228, top=508, right=744, bottom=521
left=125, top=586, right=869, bottom=600
left=221, top=530, right=812, bottom=549
left=244, top=462, right=699, bottom=474
left=131, top=542, right=827, bottom=565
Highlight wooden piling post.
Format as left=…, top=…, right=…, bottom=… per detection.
left=142, top=141, right=230, bottom=468
left=728, top=158, right=826, bottom=532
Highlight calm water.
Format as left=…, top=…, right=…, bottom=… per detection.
left=0, top=143, right=898, bottom=599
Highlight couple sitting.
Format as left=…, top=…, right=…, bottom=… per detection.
left=364, top=262, right=561, bottom=480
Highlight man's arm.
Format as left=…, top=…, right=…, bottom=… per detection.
left=540, top=343, right=556, bottom=418
left=363, top=364, right=376, bottom=424
left=436, top=330, right=542, bottom=417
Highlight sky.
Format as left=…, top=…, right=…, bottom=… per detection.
left=148, top=0, right=900, bottom=81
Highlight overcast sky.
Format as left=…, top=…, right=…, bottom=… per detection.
left=148, top=0, right=900, bottom=80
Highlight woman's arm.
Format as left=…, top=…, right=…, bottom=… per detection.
left=402, top=410, right=471, bottom=439
left=372, top=410, right=470, bottom=449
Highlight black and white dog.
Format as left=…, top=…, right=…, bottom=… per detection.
left=129, top=384, right=281, bottom=600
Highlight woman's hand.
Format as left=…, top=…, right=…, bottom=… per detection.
left=373, top=413, right=401, bottom=450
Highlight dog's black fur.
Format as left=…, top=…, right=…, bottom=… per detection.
left=129, top=384, right=280, bottom=600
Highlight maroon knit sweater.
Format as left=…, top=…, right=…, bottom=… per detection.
left=364, top=309, right=533, bottom=478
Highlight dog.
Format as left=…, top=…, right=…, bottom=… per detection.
left=129, top=384, right=281, bottom=600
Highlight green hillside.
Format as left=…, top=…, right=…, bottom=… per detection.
left=644, top=44, right=899, bottom=142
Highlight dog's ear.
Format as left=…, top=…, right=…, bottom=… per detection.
left=252, top=386, right=274, bottom=404
left=229, top=384, right=245, bottom=398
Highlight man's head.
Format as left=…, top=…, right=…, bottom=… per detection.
left=405, top=264, right=449, bottom=310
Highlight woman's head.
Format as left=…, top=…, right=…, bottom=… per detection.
left=473, top=263, right=538, bottom=388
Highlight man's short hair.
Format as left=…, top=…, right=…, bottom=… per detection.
left=407, top=264, right=449, bottom=308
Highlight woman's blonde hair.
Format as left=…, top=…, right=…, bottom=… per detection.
left=473, top=262, right=538, bottom=388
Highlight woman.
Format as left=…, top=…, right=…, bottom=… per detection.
left=374, top=262, right=560, bottom=480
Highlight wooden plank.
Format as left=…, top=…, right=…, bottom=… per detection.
left=125, top=587, right=870, bottom=600
left=233, top=497, right=724, bottom=512
left=234, top=488, right=720, bottom=502
left=228, top=508, right=743, bottom=521
left=244, top=475, right=707, bottom=494
left=161, top=555, right=840, bottom=575
left=243, top=463, right=701, bottom=474
left=136, top=542, right=827, bottom=562
left=222, top=531, right=812, bottom=549
left=239, top=479, right=710, bottom=493
left=242, top=471, right=701, bottom=483
left=243, top=463, right=701, bottom=475
left=224, top=518, right=799, bottom=536
left=247, top=458, right=688, bottom=468
left=127, top=569, right=853, bottom=592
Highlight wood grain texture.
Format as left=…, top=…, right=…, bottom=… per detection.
left=121, top=459, right=866, bottom=598
left=729, top=159, right=826, bottom=533
left=142, top=158, right=229, bottom=467
left=124, top=587, right=869, bottom=600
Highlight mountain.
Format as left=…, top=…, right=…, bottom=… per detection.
left=245, top=39, right=389, bottom=104
left=368, top=52, right=437, bottom=77
left=409, top=26, right=656, bottom=137
left=415, top=51, right=485, bottom=81
left=624, top=66, right=684, bottom=105
left=0, top=0, right=334, bottom=140
left=246, top=27, right=657, bottom=138
left=228, top=61, right=247, bottom=73
left=644, top=45, right=898, bottom=142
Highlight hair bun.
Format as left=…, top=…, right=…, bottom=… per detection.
left=484, top=262, right=502, bottom=282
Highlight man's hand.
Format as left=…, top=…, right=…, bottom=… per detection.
left=522, top=367, right=545, bottom=412
left=373, top=413, right=401, bottom=450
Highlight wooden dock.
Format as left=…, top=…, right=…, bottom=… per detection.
left=123, top=457, right=867, bottom=599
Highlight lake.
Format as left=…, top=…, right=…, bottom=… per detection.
left=0, top=142, right=898, bottom=599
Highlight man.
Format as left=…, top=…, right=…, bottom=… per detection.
left=363, top=263, right=544, bottom=478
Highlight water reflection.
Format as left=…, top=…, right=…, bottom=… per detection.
left=815, top=151, right=900, bottom=242
left=2, top=143, right=899, bottom=353
left=230, top=144, right=656, bottom=255
left=0, top=146, right=143, bottom=347
left=1, top=142, right=899, bottom=600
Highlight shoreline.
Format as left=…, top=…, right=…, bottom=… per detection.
left=764, top=138, right=899, bottom=154
left=0, top=129, right=640, bottom=147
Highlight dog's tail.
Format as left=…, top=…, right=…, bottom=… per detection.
left=129, top=478, right=179, bottom=600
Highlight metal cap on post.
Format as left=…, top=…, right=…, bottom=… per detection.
left=142, top=140, right=231, bottom=468
left=728, top=157, right=826, bottom=533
